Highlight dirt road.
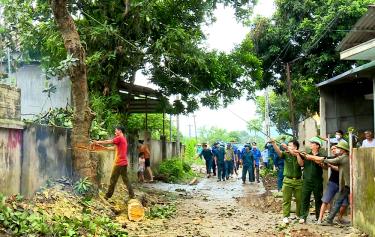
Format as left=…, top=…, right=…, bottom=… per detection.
left=125, top=174, right=365, bottom=237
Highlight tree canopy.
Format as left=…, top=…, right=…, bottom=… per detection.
left=245, top=0, right=373, bottom=135
left=1, top=0, right=262, bottom=114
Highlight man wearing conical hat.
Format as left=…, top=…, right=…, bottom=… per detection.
left=306, top=141, right=350, bottom=225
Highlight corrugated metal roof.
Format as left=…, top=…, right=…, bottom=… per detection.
left=337, top=5, right=375, bottom=51
left=316, top=60, right=375, bottom=87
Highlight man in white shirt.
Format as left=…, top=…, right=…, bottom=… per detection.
left=361, top=130, right=375, bottom=148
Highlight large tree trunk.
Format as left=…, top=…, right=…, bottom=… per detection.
left=50, top=0, right=95, bottom=181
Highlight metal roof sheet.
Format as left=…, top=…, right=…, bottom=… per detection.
left=316, top=60, right=375, bottom=87
left=337, top=5, right=375, bottom=51
left=118, top=82, right=169, bottom=114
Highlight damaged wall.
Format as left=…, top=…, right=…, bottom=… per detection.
left=352, top=148, right=375, bottom=237
left=0, top=128, right=22, bottom=195
left=21, top=125, right=72, bottom=196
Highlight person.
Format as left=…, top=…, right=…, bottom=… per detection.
left=316, top=145, right=348, bottom=224
left=138, top=139, right=154, bottom=182
left=93, top=126, right=135, bottom=200
left=232, top=143, right=239, bottom=175
left=261, top=147, right=269, bottom=169
left=251, top=142, right=262, bottom=183
left=241, top=144, right=255, bottom=184
left=214, top=143, right=226, bottom=182
left=225, top=143, right=235, bottom=180
left=138, top=152, right=146, bottom=183
left=321, top=130, right=347, bottom=145
left=198, top=144, right=214, bottom=178
left=306, top=141, right=350, bottom=226
left=361, top=130, right=375, bottom=147
left=299, top=136, right=325, bottom=224
left=236, top=145, right=243, bottom=172
left=211, top=143, right=218, bottom=176
left=271, top=139, right=304, bottom=224
left=196, top=144, right=203, bottom=157
left=266, top=141, right=283, bottom=191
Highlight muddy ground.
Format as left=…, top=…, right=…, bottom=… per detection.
left=1, top=168, right=368, bottom=237
left=124, top=169, right=367, bottom=237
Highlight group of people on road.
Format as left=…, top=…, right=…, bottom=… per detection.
left=197, top=142, right=262, bottom=183
left=198, top=129, right=375, bottom=227
left=94, top=125, right=374, bottom=230
left=271, top=129, right=375, bottom=226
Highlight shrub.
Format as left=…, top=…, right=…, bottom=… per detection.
left=158, top=158, right=194, bottom=183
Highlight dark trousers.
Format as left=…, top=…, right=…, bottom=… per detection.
left=242, top=165, right=255, bottom=182
left=205, top=158, right=213, bottom=174
left=224, top=160, right=233, bottom=179
left=327, top=186, right=350, bottom=222
left=212, top=161, right=217, bottom=176
left=277, top=166, right=284, bottom=191
left=106, top=165, right=135, bottom=199
left=217, top=162, right=225, bottom=181
left=301, top=179, right=323, bottom=220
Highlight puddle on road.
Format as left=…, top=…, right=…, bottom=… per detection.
left=143, top=176, right=267, bottom=201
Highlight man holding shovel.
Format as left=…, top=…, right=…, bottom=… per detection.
left=93, top=126, right=135, bottom=200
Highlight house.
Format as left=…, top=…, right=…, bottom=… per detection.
left=316, top=5, right=375, bottom=236
left=317, top=5, right=375, bottom=137
left=0, top=62, right=72, bottom=119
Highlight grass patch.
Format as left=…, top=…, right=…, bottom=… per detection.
left=146, top=203, right=176, bottom=219
left=158, top=158, right=197, bottom=183
left=260, top=167, right=277, bottom=178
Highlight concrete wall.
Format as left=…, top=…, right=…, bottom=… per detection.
left=95, top=138, right=184, bottom=185
left=3, top=64, right=71, bottom=119
left=0, top=122, right=183, bottom=196
left=0, top=127, right=22, bottom=195
left=298, top=116, right=319, bottom=148
left=0, top=84, right=21, bottom=120
left=21, top=125, right=72, bottom=196
left=352, top=148, right=375, bottom=237
left=320, top=81, right=373, bottom=136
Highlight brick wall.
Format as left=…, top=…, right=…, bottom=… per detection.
left=0, top=84, right=21, bottom=120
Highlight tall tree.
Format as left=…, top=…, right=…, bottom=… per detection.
left=244, top=0, right=373, bottom=136
left=1, top=0, right=262, bottom=180
left=49, top=0, right=94, bottom=180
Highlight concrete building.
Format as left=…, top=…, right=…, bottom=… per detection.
left=317, top=5, right=375, bottom=137
left=2, top=63, right=72, bottom=119
left=317, top=5, right=375, bottom=236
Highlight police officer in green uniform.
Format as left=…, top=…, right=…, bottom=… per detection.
left=299, top=136, right=325, bottom=224
left=271, top=139, right=304, bottom=224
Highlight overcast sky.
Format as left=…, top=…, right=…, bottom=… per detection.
left=135, top=0, right=276, bottom=137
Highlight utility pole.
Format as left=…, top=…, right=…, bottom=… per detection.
left=176, top=96, right=180, bottom=157
left=169, top=114, right=172, bottom=142
left=193, top=114, right=197, bottom=141
left=188, top=124, right=192, bottom=138
left=264, top=86, right=271, bottom=138
left=286, top=63, right=296, bottom=138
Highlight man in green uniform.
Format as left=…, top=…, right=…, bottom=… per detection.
left=271, top=139, right=304, bottom=224
left=299, top=136, right=325, bottom=224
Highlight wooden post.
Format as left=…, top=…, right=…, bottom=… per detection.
left=145, top=94, right=148, bottom=130
left=349, top=131, right=353, bottom=222
left=286, top=63, right=296, bottom=138
left=373, top=79, right=375, bottom=131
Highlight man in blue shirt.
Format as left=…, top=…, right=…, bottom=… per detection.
left=211, top=143, right=218, bottom=177
left=213, top=143, right=226, bottom=181
left=251, top=142, right=262, bottom=183
left=199, top=144, right=214, bottom=178
left=242, top=144, right=255, bottom=183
